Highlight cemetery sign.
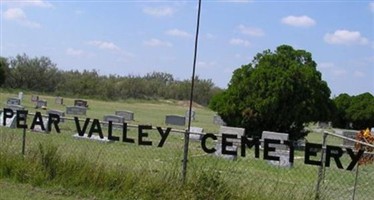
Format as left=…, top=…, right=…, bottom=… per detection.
left=1, top=108, right=367, bottom=171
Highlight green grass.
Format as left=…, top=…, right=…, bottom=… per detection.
left=1, top=91, right=373, bottom=200
left=0, top=179, right=95, bottom=200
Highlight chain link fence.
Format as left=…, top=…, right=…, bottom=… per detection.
left=0, top=111, right=373, bottom=200
left=316, top=131, right=374, bottom=200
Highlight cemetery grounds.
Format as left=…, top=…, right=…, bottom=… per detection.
left=0, top=91, right=373, bottom=200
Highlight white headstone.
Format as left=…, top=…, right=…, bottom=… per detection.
left=32, top=118, right=49, bottom=132
left=189, top=127, right=203, bottom=140
left=73, top=133, right=112, bottom=143
left=0, top=112, right=17, bottom=128
left=185, top=109, right=195, bottom=121
left=267, top=150, right=292, bottom=168
left=214, top=143, right=237, bottom=160
left=219, top=126, right=245, bottom=137
left=261, top=131, right=289, bottom=150
left=261, top=131, right=291, bottom=168
left=18, top=92, right=23, bottom=100
left=218, top=126, right=244, bottom=149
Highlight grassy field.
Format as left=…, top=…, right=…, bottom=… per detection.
left=1, top=90, right=373, bottom=199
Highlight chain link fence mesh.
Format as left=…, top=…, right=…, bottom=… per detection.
left=1, top=110, right=373, bottom=200
left=317, top=132, right=374, bottom=200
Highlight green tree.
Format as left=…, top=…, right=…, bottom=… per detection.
left=0, top=57, right=8, bottom=86
left=144, top=72, right=174, bottom=99
left=332, top=93, right=351, bottom=128
left=333, top=93, right=374, bottom=130
left=347, top=93, right=374, bottom=129
left=2, top=53, right=221, bottom=104
left=210, top=45, right=333, bottom=140
left=56, top=69, right=102, bottom=98
left=5, top=54, right=61, bottom=92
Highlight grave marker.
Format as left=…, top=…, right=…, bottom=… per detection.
left=31, top=95, right=39, bottom=102
left=213, top=115, right=226, bottom=126
left=342, top=130, right=358, bottom=147
left=55, top=97, right=63, bottom=105
left=213, top=126, right=244, bottom=160
left=7, top=97, right=20, bottom=106
left=103, top=115, right=124, bottom=128
left=219, top=126, right=245, bottom=137
left=189, top=127, right=204, bottom=140
left=267, top=150, right=292, bottom=168
left=47, top=110, right=65, bottom=122
left=318, top=122, right=329, bottom=129
left=261, top=131, right=291, bottom=168
left=74, top=99, right=88, bottom=107
left=115, top=110, right=134, bottom=121
left=165, top=115, right=185, bottom=126
left=18, top=92, right=23, bottom=100
left=6, top=104, right=25, bottom=111
left=261, top=131, right=289, bottom=150
left=73, top=133, right=112, bottom=143
left=185, top=109, right=195, bottom=121
left=66, top=106, right=87, bottom=115
left=214, top=143, right=238, bottom=160
left=32, top=117, right=49, bottom=132
left=0, top=111, right=16, bottom=128
left=294, top=139, right=306, bottom=150
left=35, top=100, right=47, bottom=109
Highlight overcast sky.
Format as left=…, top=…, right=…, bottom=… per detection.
left=1, top=0, right=373, bottom=96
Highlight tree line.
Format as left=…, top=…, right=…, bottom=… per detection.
left=1, top=49, right=373, bottom=140
left=332, top=93, right=374, bottom=130
left=0, top=54, right=222, bottom=106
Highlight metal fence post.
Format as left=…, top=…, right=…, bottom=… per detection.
left=182, top=0, right=202, bottom=183
left=352, top=156, right=360, bottom=200
left=315, top=131, right=328, bottom=200
left=182, top=129, right=190, bottom=182
left=21, top=127, right=26, bottom=155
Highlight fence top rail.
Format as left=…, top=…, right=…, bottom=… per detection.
left=25, top=112, right=187, bottom=134
left=324, top=130, right=374, bottom=148
left=20, top=113, right=374, bottom=146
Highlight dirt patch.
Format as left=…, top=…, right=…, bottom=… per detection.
left=176, top=100, right=204, bottom=108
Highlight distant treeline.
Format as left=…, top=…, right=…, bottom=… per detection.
left=0, top=54, right=222, bottom=106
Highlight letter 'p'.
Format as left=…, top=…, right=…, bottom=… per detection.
left=3, top=108, right=14, bottom=126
